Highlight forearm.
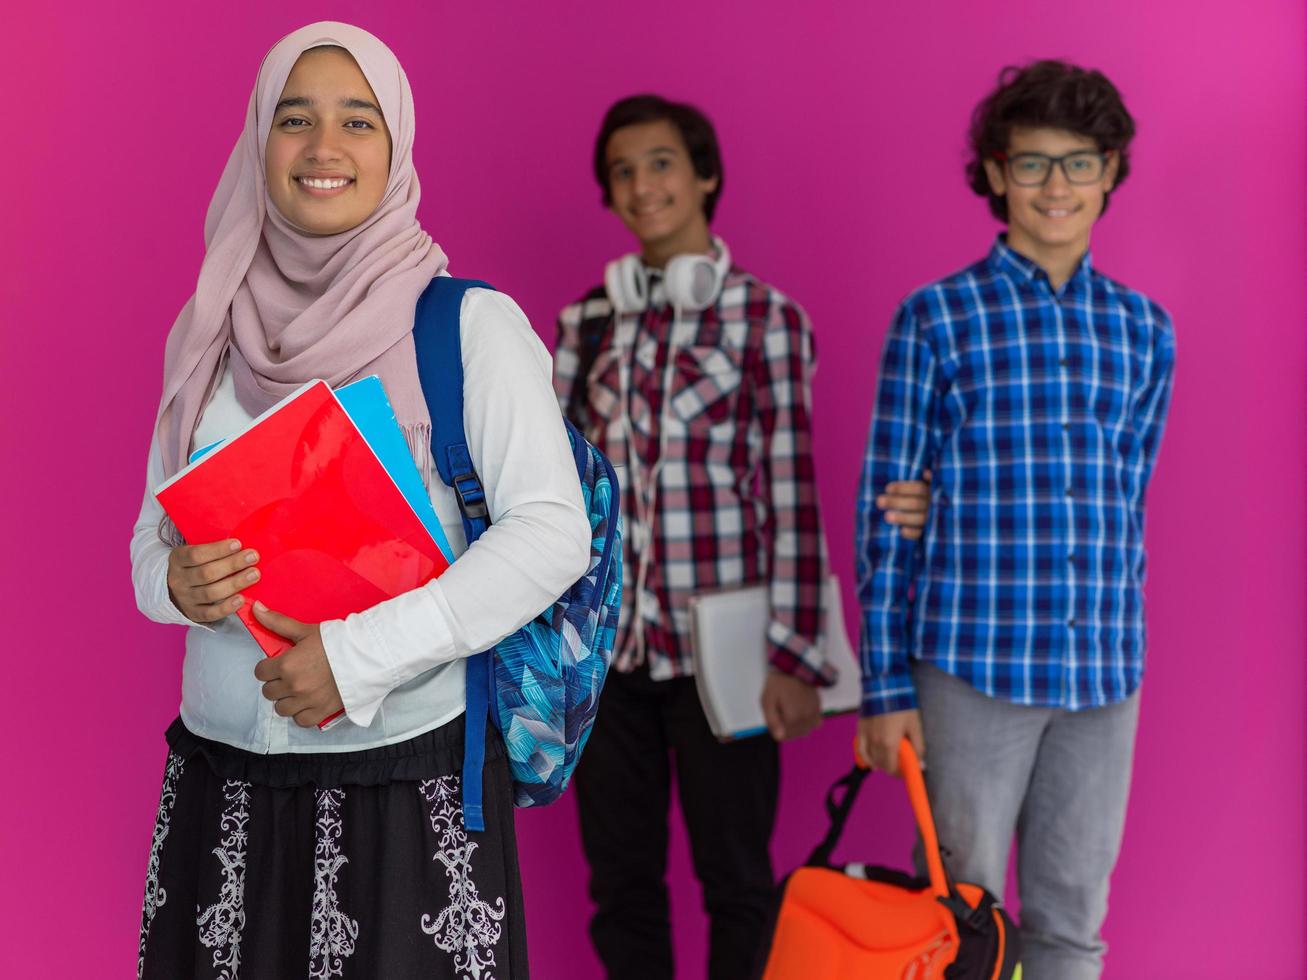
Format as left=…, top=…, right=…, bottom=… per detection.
left=855, top=452, right=922, bottom=715
left=855, top=303, right=937, bottom=714
left=763, top=482, right=831, bottom=685
left=755, top=300, right=830, bottom=685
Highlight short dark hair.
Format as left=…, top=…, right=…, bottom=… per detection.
left=593, top=94, right=724, bottom=222
left=967, top=60, right=1136, bottom=222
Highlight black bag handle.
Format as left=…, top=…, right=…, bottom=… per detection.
left=805, top=764, right=870, bottom=868
left=806, top=740, right=954, bottom=901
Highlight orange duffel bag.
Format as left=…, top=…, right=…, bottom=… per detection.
left=758, top=739, right=1022, bottom=979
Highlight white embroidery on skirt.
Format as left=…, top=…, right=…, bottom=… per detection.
left=308, top=788, right=359, bottom=979
left=138, top=751, right=185, bottom=979
left=196, top=779, right=251, bottom=979
left=418, top=776, right=506, bottom=980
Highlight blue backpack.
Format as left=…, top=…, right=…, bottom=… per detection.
left=412, top=276, right=623, bottom=832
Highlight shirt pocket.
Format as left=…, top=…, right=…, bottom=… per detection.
left=669, top=345, right=743, bottom=428
left=1086, top=371, right=1132, bottom=432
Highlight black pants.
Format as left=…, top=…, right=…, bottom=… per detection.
left=576, top=664, right=780, bottom=980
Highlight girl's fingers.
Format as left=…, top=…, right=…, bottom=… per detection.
left=198, top=567, right=259, bottom=603
left=179, top=539, right=242, bottom=567
left=881, top=489, right=930, bottom=510
left=273, top=695, right=307, bottom=718
left=251, top=601, right=311, bottom=642
left=188, top=549, right=259, bottom=586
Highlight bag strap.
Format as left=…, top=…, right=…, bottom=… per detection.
left=564, top=290, right=611, bottom=429
left=894, top=739, right=950, bottom=900
left=805, top=764, right=870, bottom=868
left=808, top=739, right=952, bottom=900
left=417, top=277, right=495, bottom=531
left=892, top=740, right=996, bottom=927
left=412, top=275, right=495, bottom=834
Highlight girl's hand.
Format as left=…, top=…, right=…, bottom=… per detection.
left=877, top=470, right=932, bottom=541
left=167, top=539, right=260, bottom=624
left=251, top=602, right=344, bottom=728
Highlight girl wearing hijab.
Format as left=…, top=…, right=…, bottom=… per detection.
left=130, top=23, right=588, bottom=979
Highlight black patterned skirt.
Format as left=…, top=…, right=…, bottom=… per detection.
left=138, top=714, right=528, bottom=979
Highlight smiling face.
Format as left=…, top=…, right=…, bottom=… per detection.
left=604, top=119, right=718, bottom=267
left=264, top=46, right=392, bottom=236
left=983, top=126, right=1118, bottom=266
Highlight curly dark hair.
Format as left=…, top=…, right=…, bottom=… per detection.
left=593, top=94, right=724, bottom=222
left=967, top=60, right=1136, bottom=221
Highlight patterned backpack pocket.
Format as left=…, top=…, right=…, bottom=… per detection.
left=490, top=422, right=622, bottom=807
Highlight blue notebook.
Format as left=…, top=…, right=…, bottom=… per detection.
left=189, top=375, right=453, bottom=562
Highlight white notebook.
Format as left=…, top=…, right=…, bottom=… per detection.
left=688, top=575, right=862, bottom=740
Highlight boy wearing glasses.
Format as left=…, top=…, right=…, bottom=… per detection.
left=855, top=61, right=1175, bottom=979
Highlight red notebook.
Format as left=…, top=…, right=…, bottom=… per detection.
left=155, top=380, right=450, bottom=724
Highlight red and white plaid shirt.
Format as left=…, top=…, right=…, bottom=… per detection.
left=554, top=254, right=831, bottom=685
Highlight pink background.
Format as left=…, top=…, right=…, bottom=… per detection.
left=3, top=2, right=1303, bottom=976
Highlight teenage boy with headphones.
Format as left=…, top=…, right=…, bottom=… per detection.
left=554, top=94, right=928, bottom=980
left=855, top=62, right=1176, bottom=979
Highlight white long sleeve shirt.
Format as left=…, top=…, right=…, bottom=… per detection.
left=131, top=287, right=591, bottom=754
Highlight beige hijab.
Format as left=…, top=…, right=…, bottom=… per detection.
left=155, top=22, right=447, bottom=486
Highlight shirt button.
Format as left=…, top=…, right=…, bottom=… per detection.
left=1061, top=422, right=1070, bottom=431
left=1068, top=618, right=1077, bottom=628
left=1067, top=552, right=1075, bottom=562
left=1065, top=487, right=1074, bottom=497
left=1059, top=357, right=1069, bottom=367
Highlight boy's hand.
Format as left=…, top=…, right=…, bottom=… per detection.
left=251, top=602, right=344, bottom=728
left=856, top=710, right=926, bottom=776
left=167, top=539, right=261, bottom=624
left=761, top=670, right=822, bottom=742
left=878, top=470, right=932, bottom=540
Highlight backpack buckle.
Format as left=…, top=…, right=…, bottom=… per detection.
left=453, top=473, right=489, bottom=521
left=939, top=894, right=991, bottom=932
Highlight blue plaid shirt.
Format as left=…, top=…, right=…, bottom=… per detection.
left=857, top=237, right=1175, bottom=715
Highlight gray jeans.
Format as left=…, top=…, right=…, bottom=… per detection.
left=911, top=662, right=1140, bottom=980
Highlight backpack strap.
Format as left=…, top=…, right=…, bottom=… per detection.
left=412, top=275, right=496, bottom=833
left=564, top=286, right=612, bottom=430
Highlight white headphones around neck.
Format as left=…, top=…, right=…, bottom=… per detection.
left=604, top=237, right=732, bottom=315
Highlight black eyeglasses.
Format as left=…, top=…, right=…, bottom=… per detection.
left=995, top=150, right=1113, bottom=187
